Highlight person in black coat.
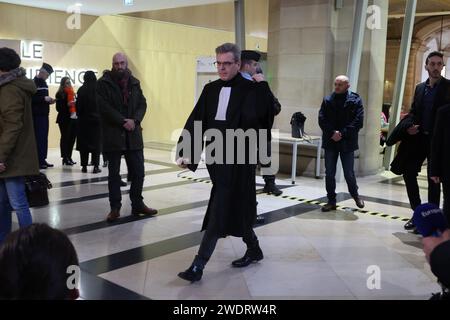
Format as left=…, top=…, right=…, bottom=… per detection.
left=318, top=75, right=365, bottom=212
left=97, top=53, right=157, bottom=222
left=401, top=51, right=450, bottom=231
left=176, top=43, right=275, bottom=282
left=430, top=104, right=450, bottom=223
left=55, top=77, right=78, bottom=166
left=31, top=63, right=55, bottom=169
left=76, top=71, right=102, bottom=174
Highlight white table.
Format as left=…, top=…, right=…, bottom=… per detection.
left=272, top=131, right=322, bottom=184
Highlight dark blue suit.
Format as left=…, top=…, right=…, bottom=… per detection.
left=31, top=77, right=51, bottom=166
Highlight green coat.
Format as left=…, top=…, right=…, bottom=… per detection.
left=0, top=74, right=39, bottom=178
left=97, top=71, right=147, bottom=152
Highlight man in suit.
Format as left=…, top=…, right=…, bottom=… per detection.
left=403, top=51, right=450, bottom=231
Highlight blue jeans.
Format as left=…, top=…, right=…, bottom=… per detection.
left=0, top=177, right=33, bottom=243
left=324, top=149, right=359, bottom=204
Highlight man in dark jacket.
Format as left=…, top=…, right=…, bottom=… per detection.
left=176, top=43, right=275, bottom=282
left=402, top=51, right=450, bottom=231
left=97, top=53, right=157, bottom=222
left=32, top=62, right=55, bottom=169
left=430, top=104, right=450, bottom=223
left=240, top=50, right=282, bottom=197
left=0, top=47, right=39, bottom=243
left=318, top=75, right=365, bottom=211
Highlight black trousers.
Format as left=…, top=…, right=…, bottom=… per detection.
left=193, top=196, right=258, bottom=269
left=104, top=149, right=145, bottom=210
left=58, top=120, right=77, bottom=160
left=403, top=138, right=441, bottom=210
left=33, top=115, right=49, bottom=165
left=260, top=141, right=275, bottom=183
left=80, top=151, right=100, bottom=167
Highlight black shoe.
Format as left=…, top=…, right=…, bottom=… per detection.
left=232, top=246, right=264, bottom=268
left=81, top=166, right=87, bottom=173
left=62, top=158, right=73, bottom=166
left=254, top=215, right=265, bottom=224
left=120, top=180, right=127, bottom=187
left=404, top=218, right=415, bottom=231
left=178, top=265, right=203, bottom=282
left=321, top=203, right=337, bottom=212
left=263, top=182, right=282, bottom=196
left=353, top=196, right=365, bottom=209
left=103, top=161, right=108, bottom=168
left=39, top=164, right=48, bottom=169
left=92, top=166, right=101, bottom=174
left=69, top=159, right=77, bottom=165
left=45, top=161, right=54, bottom=168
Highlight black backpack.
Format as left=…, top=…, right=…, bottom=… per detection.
left=24, top=173, right=52, bottom=207
left=290, top=112, right=306, bottom=138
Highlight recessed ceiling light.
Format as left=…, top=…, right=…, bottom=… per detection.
left=74, top=3, right=83, bottom=6
left=124, top=0, right=134, bottom=6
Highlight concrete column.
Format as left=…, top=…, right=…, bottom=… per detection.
left=234, top=0, right=246, bottom=49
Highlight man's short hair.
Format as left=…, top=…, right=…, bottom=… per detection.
left=426, top=51, right=444, bottom=65
left=0, top=47, right=21, bottom=72
left=215, top=43, right=241, bottom=62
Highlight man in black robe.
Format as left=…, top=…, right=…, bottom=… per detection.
left=176, top=43, right=274, bottom=282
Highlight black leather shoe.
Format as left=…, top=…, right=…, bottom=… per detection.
left=263, top=182, right=282, bottom=196
left=120, top=180, right=127, bottom=187
left=232, top=246, right=263, bottom=268
left=404, top=218, right=415, bottom=231
left=39, top=164, right=48, bottom=169
left=69, top=159, right=77, bottom=165
left=321, top=203, right=337, bottom=212
left=62, top=158, right=73, bottom=166
left=353, top=196, right=365, bottom=208
left=178, top=265, right=203, bottom=282
left=45, top=161, right=54, bottom=167
left=102, top=161, right=108, bottom=168
left=81, top=166, right=87, bottom=173
left=92, top=166, right=101, bottom=174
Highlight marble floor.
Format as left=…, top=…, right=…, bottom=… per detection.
left=17, top=147, right=442, bottom=300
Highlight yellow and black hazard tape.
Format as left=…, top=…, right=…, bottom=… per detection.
left=179, top=175, right=410, bottom=222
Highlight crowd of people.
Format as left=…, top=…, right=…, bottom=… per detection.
left=0, top=43, right=449, bottom=299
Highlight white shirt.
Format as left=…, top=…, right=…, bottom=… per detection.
left=215, top=87, right=232, bottom=121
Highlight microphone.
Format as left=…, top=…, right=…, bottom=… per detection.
left=412, top=203, right=449, bottom=237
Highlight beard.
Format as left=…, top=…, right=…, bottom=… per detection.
left=111, top=68, right=127, bottom=80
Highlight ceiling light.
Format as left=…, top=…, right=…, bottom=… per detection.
left=124, top=0, right=134, bottom=6
left=74, top=3, right=83, bottom=6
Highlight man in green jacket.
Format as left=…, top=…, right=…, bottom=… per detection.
left=0, top=47, right=39, bottom=243
left=97, top=52, right=157, bottom=222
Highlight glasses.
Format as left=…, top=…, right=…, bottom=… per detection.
left=214, top=61, right=235, bottom=68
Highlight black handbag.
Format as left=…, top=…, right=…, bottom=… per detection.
left=290, top=112, right=306, bottom=138
left=24, top=173, right=52, bottom=207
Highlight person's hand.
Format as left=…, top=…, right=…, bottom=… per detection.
left=0, top=162, right=6, bottom=173
left=252, top=73, right=265, bottom=82
left=123, top=119, right=136, bottom=131
left=422, top=229, right=450, bottom=262
left=176, top=158, right=190, bottom=169
left=45, top=96, right=55, bottom=104
left=431, top=176, right=440, bottom=184
left=407, top=125, right=419, bottom=135
left=331, top=131, right=342, bottom=142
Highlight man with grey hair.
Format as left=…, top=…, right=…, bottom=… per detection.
left=97, top=52, right=157, bottom=222
left=176, top=43, right=275, bottom=282
left=318, top=75, right=365, bottom=212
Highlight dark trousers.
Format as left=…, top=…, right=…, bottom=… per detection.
left=402, top=143, right=441, bottom=211
left=193, top=197, right=258, bottom=269
left=260, top=141, right=275, bottom=184
left=33, top=115, right=49, bottom=165
left=105, top=149, right=145, bottom=210
left=58, top=120, right=77, bottom=160
left=324, top=149, right=359, bottom=204
left=80, top=151, right=100, bottom=167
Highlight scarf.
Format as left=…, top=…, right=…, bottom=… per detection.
left=111, top=69, right=131, bottom=106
